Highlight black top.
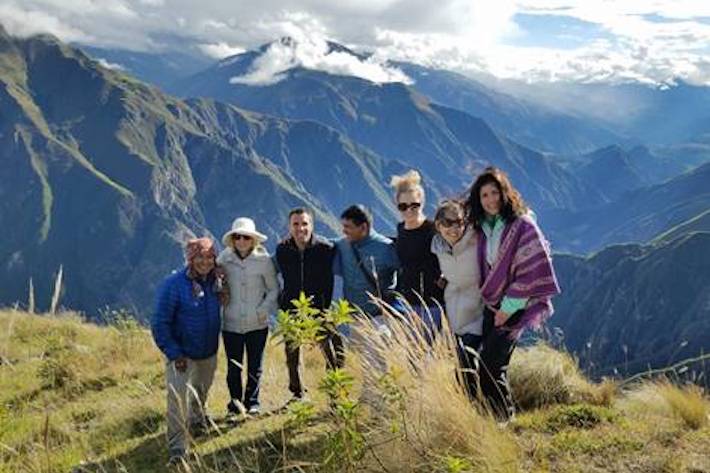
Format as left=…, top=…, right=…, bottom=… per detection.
left=395, top=220, right=444, bottom=306
left=275, top=234, right=335, bottom=312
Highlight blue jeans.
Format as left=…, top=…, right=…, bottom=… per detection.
left=223, top=329, right=268, bottom=412
left=392, top=301, right=442, bottom=345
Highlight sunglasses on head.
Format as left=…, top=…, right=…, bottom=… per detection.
left=233, top=234, right=253, bottom=241
left=439, top=217, right=464, bottom=228
left=397, top=202, right=422, bottom=212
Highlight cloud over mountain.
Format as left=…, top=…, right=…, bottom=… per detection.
left=230, top=35, right=412, bottom=85
left=1, top=0, right=709, bottom=85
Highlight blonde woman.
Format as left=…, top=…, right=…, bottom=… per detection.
left=390, top=170, right=444, bottom=340
left=218, top=218, right=278, bottom=416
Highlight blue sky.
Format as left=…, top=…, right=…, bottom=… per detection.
left=508, top=13, right=615, bottom=49
left=1, top=0, right=709, bottom=85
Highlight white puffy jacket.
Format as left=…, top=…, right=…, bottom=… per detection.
left=218, top=246, right=279, bottom=334
left=431, top=228, right=484, bottom=336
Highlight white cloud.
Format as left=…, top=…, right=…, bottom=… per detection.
left=0, top=0, right=708, bottom=85
left=0, top=4, right=91, bottom=42
left=96, top=58, right=127, bottom=71
left=230, top=33, right=412, bottom=85
left=198, top=42, right=246, bottom=59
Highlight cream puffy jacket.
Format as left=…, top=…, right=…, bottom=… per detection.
left=431, top=228, right=484, bottom=336
left=217, top=246, right=279, bottom=334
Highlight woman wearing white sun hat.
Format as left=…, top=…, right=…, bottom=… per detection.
left=218, top=217, right=279, bottom=416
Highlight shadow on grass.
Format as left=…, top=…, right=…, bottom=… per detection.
left=78, top=411, right=332, bottom=473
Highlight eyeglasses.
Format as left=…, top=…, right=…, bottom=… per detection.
left=397, top=202, right=422, bottom=212
left=233, top=234, right=253, bottom=241
left=439, top=218, right=464, bottom=228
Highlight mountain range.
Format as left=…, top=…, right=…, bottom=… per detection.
left=547, top=161, right=710, bottom=253
left=0, top=29, right=405, bottom=315
left=1, top=28, right=709, bottom=378
left=553, top=230, right=710, bottom=378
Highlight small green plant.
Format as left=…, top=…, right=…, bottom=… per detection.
left=441, top=455, right=473, bottom=473
left=319, top=368, right=364, bottom=473
left=37, top=334, right=78, bottom=391
left=274, top=293, right=354, bottom=349
left=285, top=400, right=317, bottom=431
left=544, top=404, right=615, bottom=432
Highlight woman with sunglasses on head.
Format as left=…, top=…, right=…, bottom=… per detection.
left=218, top=217, right=279, bottom=417
left=431, top=200, right=484, bottom=401
left=390, top=170, right=444, bottom=342
left=464, top=167, right=560, bottom=421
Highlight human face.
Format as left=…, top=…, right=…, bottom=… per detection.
left=289, top=212, right=313, bottom=247
left=191, top=253, right=215, bottom=276
left=341, top=218, right=369, bottom=242
left=480, top=182, right=502, bottom=217
left=232, top=233, right=255, bottom=256
left=397, top=190, right=424, bottom=227
left=436, top=212, right=465, bottom=246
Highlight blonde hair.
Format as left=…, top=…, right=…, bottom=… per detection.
left=390, top=169, right=425, bottom=202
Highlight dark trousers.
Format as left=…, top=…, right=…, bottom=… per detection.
left=477, top=308, right=518, bottom=420
left=455, top=333, right=484, bottom=402
left=223, top=329, right=268, bottom=412
left=286, top=332, right=345, bottom=397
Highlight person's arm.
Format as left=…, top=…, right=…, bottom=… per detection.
left=150, top=278, right=183, bottom=361
left=332, top=242, right=342, bottom=276
left=258, top=257, right=280, bottom=315
left=500, top=297, right=528, bottom=315
left=387, top=242, right=400, bottom=289
left=273, top=246, right=283, bottom=275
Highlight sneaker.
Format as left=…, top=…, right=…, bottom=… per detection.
left=247, top=405, right=261, bottom=416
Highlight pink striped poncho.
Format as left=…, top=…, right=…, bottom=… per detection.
left=477, top=215, right=561, bottom=339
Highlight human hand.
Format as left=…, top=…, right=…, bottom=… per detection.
left=494, top=310, right=510, bottom=327
left=174, top=357, right=188, bottom=372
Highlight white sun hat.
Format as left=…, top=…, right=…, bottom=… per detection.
left=221, top=217, right=268, bottom=246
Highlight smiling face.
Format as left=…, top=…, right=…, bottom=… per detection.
left=191, top=253, right=215, bottom=276
left=480, top=182, right=502, bottom=217
left=397, top=189, right=424, bottom=227
left=289, top=212, right=313, bottom=247
left=341, top=218, right=369, bottom=242
left=231, top=233, right=255, bottom=256
left=436, top=208, right=466, bottom=246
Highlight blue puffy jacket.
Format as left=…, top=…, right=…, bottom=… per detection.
left=151, top=268, right=222, bottom=361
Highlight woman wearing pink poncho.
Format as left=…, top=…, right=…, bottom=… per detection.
left=464, top=167, right=560, bottom=420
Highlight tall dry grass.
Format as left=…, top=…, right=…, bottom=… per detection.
left=3, top=303, right=706, bottom=473
left=619, top=380, right=709, bottom=430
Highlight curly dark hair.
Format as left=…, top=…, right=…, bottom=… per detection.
left=464, top=166, right=528, bottom=229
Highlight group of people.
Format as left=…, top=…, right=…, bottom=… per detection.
left=150, top=166, right=560, bottom=465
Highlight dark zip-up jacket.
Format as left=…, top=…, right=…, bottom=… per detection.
left=275, top=234, right=336, bottom=312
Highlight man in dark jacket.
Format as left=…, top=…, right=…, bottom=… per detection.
left=276, top=207, right=343, bottom=402
left=151, top=237, right=225, bottom=466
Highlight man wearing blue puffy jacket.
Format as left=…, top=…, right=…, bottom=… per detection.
left=151, top=237, right=227, bottom=467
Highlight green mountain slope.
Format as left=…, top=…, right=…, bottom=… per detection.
left=0, top=32, right=397, bottom=317
left=553, top=231, right=710, bottom=378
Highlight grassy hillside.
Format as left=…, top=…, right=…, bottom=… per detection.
left=0, top=309, right=708, bottom=473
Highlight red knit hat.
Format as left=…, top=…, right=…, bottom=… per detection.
left=184, top=237, right=216, bottom=266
